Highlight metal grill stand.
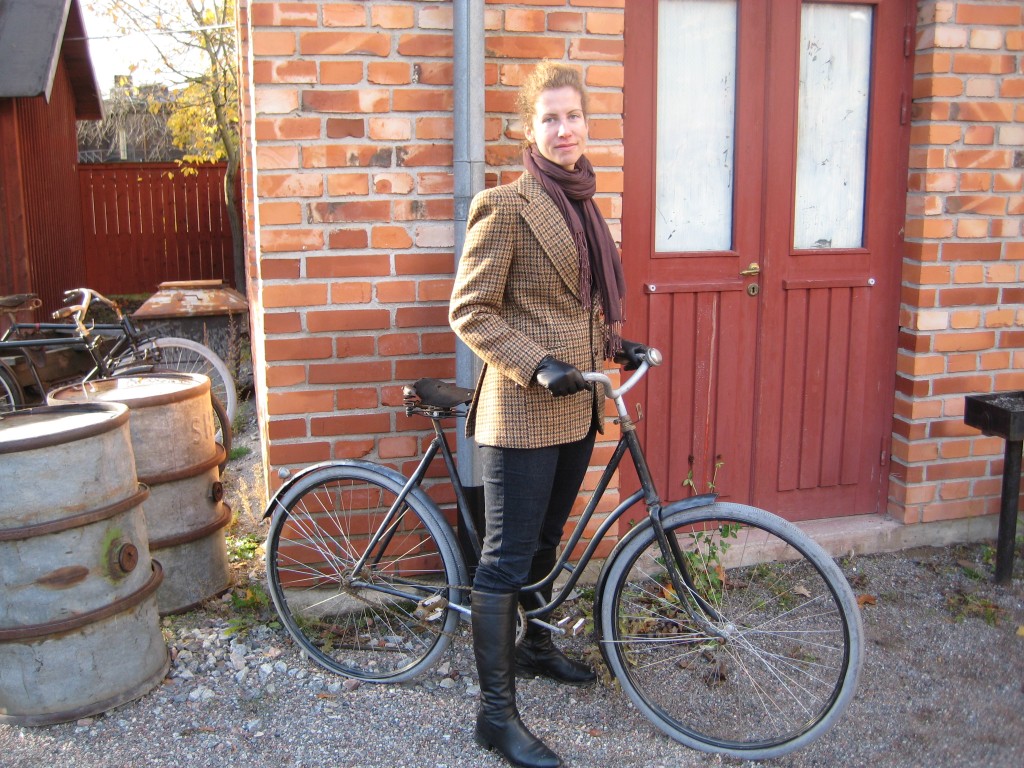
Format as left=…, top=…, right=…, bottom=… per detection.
left=964, top=392, right=1024, bottom=584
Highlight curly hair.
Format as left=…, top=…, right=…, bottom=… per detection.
left=516, top=61, right=588, bottom=131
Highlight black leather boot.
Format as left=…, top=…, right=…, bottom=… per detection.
left=472, top=589, right=562, bottom=768
left=516, top=549, right=597, bottom=686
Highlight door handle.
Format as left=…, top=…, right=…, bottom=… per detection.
left=739, top=262, right=760, bottom=277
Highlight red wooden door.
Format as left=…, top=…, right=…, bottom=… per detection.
left=623, top=0, right=913, bottom=520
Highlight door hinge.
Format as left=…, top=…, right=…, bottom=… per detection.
left=900, top=92, right=908, bottom=126
left=904, top=24, right=913, bottom=58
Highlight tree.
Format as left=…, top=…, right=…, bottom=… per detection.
left=77, top=78, right=182, bottom=162
left=87, top=0, right=244, bottom=292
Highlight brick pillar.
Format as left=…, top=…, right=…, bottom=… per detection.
left=892, top=0, right=1024, bottom=523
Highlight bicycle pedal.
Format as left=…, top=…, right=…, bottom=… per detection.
left=555, top=614, right=586, bottom=636
left=416, top=594, right=448, bottom=622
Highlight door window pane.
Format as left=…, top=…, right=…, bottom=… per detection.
left=655, top=0, right=737, bottom=252
left=793, top=3, right=872, bottom=250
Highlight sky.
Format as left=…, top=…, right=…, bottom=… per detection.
left=79, top=5, right=191, bottom=96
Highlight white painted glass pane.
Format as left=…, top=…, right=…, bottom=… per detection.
left=794, top=3, right=872, bottom=250
left=655, top=0, right=736, bottom=252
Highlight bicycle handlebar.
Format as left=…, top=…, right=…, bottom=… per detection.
left=584, top=347, right=663, bottom=401
left=56, top=288, right=123, bottom=326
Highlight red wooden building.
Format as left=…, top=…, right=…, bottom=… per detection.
left=0, top=0, right=102, bottom=318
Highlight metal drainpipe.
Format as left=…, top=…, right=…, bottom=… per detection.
left=453, top=0, right=486, bottom=562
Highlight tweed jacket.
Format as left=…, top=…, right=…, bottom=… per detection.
left=449, top=172, right=611, bottom=449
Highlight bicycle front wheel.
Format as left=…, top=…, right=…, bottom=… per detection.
left=598, top=502, right=863, bottom=760
left=0, top=361, right=22, bottom=412
left=265, top=464, right=466, bottom=683
left=137, top=337, right=237, bottom=422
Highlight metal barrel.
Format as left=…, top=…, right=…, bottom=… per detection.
left=49, top=373, right=232, bottom=614
left=0, top=403, right=168, bottom=726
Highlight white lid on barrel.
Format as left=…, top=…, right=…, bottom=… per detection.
left=47, top=373, right=210, bottom=408
left=0, top=403, right=130, bottom=454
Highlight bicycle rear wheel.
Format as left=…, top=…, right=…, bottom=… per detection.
left=0, top=361, right=22, bottom=412
left=265, top=463, right=466, bottom=683
left=598, top=502, right=863, bottom=760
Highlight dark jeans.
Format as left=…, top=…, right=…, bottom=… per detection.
left=473, top=430, right=597, bottom=594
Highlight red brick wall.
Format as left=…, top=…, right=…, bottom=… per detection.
left=240, top=1, right=626, bottom=555
left=892, top=0, right=1024, bottom=524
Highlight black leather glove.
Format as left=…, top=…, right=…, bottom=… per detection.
left=533, top=356, right=590, bottom=397
left=613, top=339, right=648, bottom=371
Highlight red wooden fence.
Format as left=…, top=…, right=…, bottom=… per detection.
left=78, top=162, right=236, bottom=294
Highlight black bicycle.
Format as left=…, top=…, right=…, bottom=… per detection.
left=263, top=349, right=864, bottom=760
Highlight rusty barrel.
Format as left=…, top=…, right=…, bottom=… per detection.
left=49, top=373, right=232, bottom=614
left=0, top=403, right=168, bottom=726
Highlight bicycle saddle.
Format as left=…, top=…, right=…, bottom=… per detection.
left=0, top=294, right=39, bottom=310
left=404, top=378, right=474, bottom=409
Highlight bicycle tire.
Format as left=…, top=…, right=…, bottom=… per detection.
left=127, top=337, right=237, bottom=423
left=598, top=502, right=863, bottom=760
left=0, top=361, right=22, bottom=412
left=265, top=463, right=466, bottom=683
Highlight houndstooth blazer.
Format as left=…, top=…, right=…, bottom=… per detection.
left=449, top=172, right=611, bottom=449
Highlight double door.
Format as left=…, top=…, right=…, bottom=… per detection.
left=623, top=0, right=914, bottom=519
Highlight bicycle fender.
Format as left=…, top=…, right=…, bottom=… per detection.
left=261, top=459, right=444, bottom=522
left=592, top=493, right=718, bottom=638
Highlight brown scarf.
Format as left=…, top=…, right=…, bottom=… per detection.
left=523, top=146, right=625, bottom=356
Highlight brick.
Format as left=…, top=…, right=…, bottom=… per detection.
left=302, top=89, right=390, bottom=113
left=250, top=3, right=318, bottom=27
left=586, top=65, right=624, bottom=88
left=952, top=53, right=1015, bottom=74
left=306, top=309, right=389, bottom=333
left=300, top=32, right=390, bottom=56
left=267, top=417, right=307, bottom=441
left=368, top=62, right=412, bottom=85
left=416, top=117, right=454, bottom=140
left=393, top=89, right=454, bottom=112
left=915, top=52, right=952, bottom=74
left=326, top=118, right=365, bottom=139
left=328, top=282, right=372, bottom=304
left=569, top=37, right=624, bottom=62
left=956, top=3, right=1022, bottom=26
left=396, top=34, right=454, bottom=57
left=932, top=331, right=996, bottom=352
left=952, top=101, right=1014, bottom=122
left=320, top=61, right=363, bottom=85
left=420, top=6, right=453, bottom=30
left=371, top=225, right=414, bottom=248
left=376, top=281, right=416, bottom=303
left=265, top=364, right=306, bottom=388
left=941, top=241, right=1002, bottom=261
left=1008, top=30, right=1024, bottom=50
left=414, top=225, right=455, bottom=248
left=259, top=258, right=301, bottom=280
left=369, top=117, right=413, bottom=141
left=334, top=336, right=375, bottom=358
left=1002, top=78, right=1024, bottom=98
left=265, top=337, right=333, bottom=362
left=945, top=195, right=1007, bottom=215
left=372, top=173, right=415, bottom=194
left=395, top=305, right=450, bottom=328
left=913, top=76, right=963, bottom=98
left=327, top=173, right=371, bottom=195
left=263, top=282, right=327, bottom=308
left=964, top=125, right=995, bottom=146
left=395, top=144, right=454, bottom=167
left=419, top=279, right=454, bottom=301
left=333, top=440, right=375, bottom=459
left=322, top=228, right=368, bottom=250
left=257, top=173, right=323, bottom=198
left=951, top=149, right=1014, bottom=169
left=306, top=254, right=390, bottom=278
left=303, top=145, right=392, bottom=168
left=259, top=201, right=302, bottom=225
left=370, top=5, right=414, bottom=28
left=586, top=12, right=624, bottom=35
left=253, top=60, right=317, bottom=84
left=415, top=63, right=455, bottom=85
left=255, top=117, right=321, bottom=141
left=308, top=361, right=392, bottom=384
left=260, top=228, right=323, bottom=253
left=257, top=145, right=299, bottom=169
left=950, top=309, right=981, bottom=329
left=505, top=9, right=545, bottom=32
left=393, top=198, right=454, bottom=221
left=395, top=251, right=454, bottom=275
left=417, top=172, right=454, bottom=194
left=268, top=440, right=332, bottom=465
left=310, top=200, right=391, bottom=223
left=548, top=12, right=584, bottom=32
left=965, top=77, right=997, bottom=97
left=252, top=31, right=296, bottom=56
left=323, top=4, right=366, bottom=27
left=486, top=35, right=564, bottom=59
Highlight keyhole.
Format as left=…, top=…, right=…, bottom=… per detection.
left=746, top=284, right=760, bottom=297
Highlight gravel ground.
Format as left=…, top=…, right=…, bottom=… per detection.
left=3, top=404, right=1022, bottom=768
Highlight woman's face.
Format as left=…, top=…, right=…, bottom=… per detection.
left=524, top=86, right=588, bottom=171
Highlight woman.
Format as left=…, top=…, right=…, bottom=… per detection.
left=449, top=61, right=645, bottom=768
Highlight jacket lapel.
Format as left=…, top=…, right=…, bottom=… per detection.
left=515, top=174, right=580, bottom=300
